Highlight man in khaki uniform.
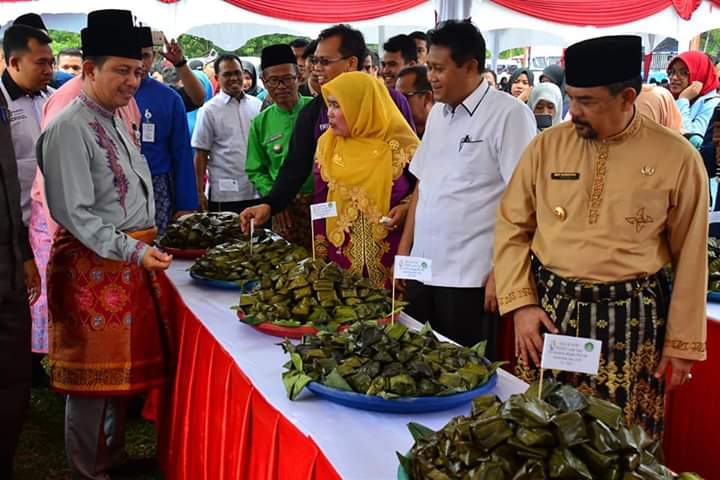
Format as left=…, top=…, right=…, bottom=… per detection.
left=494, top=35, right=708, bottom=438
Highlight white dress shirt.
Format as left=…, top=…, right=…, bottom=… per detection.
left=191, top=91, right=262, bottom=203
left=410, top=81, right=536, bottom=288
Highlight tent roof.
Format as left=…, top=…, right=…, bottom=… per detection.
left=1, top=0, right=717, bottom=53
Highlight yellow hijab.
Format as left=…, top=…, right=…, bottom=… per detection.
left=317, top=71, right=419, bottom=248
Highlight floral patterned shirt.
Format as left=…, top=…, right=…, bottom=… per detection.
left=37, top=91, right=155, bottom=265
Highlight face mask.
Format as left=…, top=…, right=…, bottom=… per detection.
left=535, top=114, right=553, bottom=130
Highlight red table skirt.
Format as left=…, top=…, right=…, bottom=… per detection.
left=499, top=315, right=720, bottom=480
left=151, top=274, right=341, bottom=480
left=664, top=317, right=720, bottom=479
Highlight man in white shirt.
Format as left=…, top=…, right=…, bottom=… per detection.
left=192, top=54, right=262, bottom=213
left=1, top=14, right=54, bottom=225
left=397, top=21, right=536, bottom=358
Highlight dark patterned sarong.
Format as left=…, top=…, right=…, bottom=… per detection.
left=273, top=192, right=312, bottom=250
left=518, top=258, right=670, bottom=439
left=152, top=173, right=173, bottom=236
left=47, top=229, right=170, bottom=396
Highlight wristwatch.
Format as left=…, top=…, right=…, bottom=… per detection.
left=174, top=58, right=188, bottom=69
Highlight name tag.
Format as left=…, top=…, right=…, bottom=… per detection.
left=218, top=178, right=240, bottom=192
left=551, top=172, right=580, bottom=180
left=9, top=108, right=27, bottom=124
left=142, top=123, right=156, bottom=143
left=265, top=132, right=283, bottom=144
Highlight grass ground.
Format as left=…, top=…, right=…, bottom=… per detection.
left=14, top=387, right=163, bottom=480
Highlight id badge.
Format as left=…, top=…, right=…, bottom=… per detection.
left=218, top=178, right=240, bottom=192
left=142, top=123, right=156, bottom=143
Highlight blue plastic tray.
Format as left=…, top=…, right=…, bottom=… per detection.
left=305, top=371, right=497, bottom=414
left=189, top=271, right=258, bottom=292
left=708, top=291, right=720, bottom=303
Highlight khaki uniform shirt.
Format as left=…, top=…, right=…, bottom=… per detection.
left=494, top=112, right=708, bottom=361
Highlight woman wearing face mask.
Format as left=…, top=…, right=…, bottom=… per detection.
left=528, top=82, right=563, bottom=132
left=666, top=52, right=720, bottom=148
left=315, top=71, right=419, bottom=288
left=504, top=68, right=534, bottom=103
left=241, top=60, right=268, bottom=101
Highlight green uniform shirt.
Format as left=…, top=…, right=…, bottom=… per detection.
left=246, top=96, right=314, bottom=196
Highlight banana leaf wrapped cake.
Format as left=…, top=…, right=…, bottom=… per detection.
left=190, top=238, right=308, bottom=282
left=399, top=379, right=702, bottom=480
left=708, top=237, right=720, bottom=291
left=158, top=212, right=249, bottom=249
left=280, top=322, right=503, bottom=401
left=236, top=257, right=399, bottom=331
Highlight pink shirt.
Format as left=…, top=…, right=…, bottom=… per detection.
left=32, top=76, right=142, bottom=235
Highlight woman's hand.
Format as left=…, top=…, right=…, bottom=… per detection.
left=383, top=204, right=409, bottom=232
left=24, top=260, right=40, bottom=305
left=518, top=86, right=533, bottom=104
left=679, top=81, right=703, bottom=101
left=240, top=204, right=272, bottom=234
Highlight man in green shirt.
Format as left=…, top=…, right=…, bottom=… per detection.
left=246, top=44, right=314, bottom=248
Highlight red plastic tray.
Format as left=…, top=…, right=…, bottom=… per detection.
left=237, top=310, right=398, bottom=339
left=236, top=310, right=319, bottom=339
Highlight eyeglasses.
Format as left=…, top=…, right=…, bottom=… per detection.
left=309, top=56, right=350, bottom=67
left=666, top=68, right=689, bottom=78
left=401, top=90, right=430, bottom=99
left=263, top=74, right=298, bottom=88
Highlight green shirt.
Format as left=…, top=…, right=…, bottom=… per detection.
left=245, top=96, right=314, bottom=196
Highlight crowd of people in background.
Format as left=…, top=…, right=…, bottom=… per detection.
left=0, top=8, right=717, bottom=479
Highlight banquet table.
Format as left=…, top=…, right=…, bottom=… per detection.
left=156, top=260, right=529, bottom=480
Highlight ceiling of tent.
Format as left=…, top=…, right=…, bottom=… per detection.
left=471, top=0, right=720, bottom=55
left=0, top=0, right=717, bottom=54
left=0, top=0, right=436, bottom=50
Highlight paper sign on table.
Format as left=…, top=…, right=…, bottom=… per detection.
left=540, top=334, right=602, bottom=375
left=710, top=211, right=720, bottom=225
left=311, top=202, right=338, bottom=220
left=393, top=256, right=433, bottom=283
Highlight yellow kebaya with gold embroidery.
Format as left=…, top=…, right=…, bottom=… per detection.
left=493, top=112, right=708, bottom=360
left=315, top=72, right=419, bottom=288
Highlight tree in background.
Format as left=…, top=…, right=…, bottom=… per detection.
left=48, top=30, right=81, bottom=54
left=44, top=29, right=720, bottom=65
left=700, top=30, right=720, bottom=60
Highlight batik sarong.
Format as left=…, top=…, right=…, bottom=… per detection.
left=518, top=258, right=670, bottom=439
left=47, top=228, right=170, bottom=396
left=273, top=192, right=312, bottom=251
left=152, top=173, right=173, bottom=236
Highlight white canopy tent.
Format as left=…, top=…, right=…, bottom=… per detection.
left=0, top=0, right=436, bottom=50
left=469, top=0, right=720, bottom=69
left=0, top=0, right=717, bottom=59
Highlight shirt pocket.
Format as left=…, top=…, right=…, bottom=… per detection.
left=607, top=188, right=670, bottom=242
left=447, top=141, right=499, bottom=183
